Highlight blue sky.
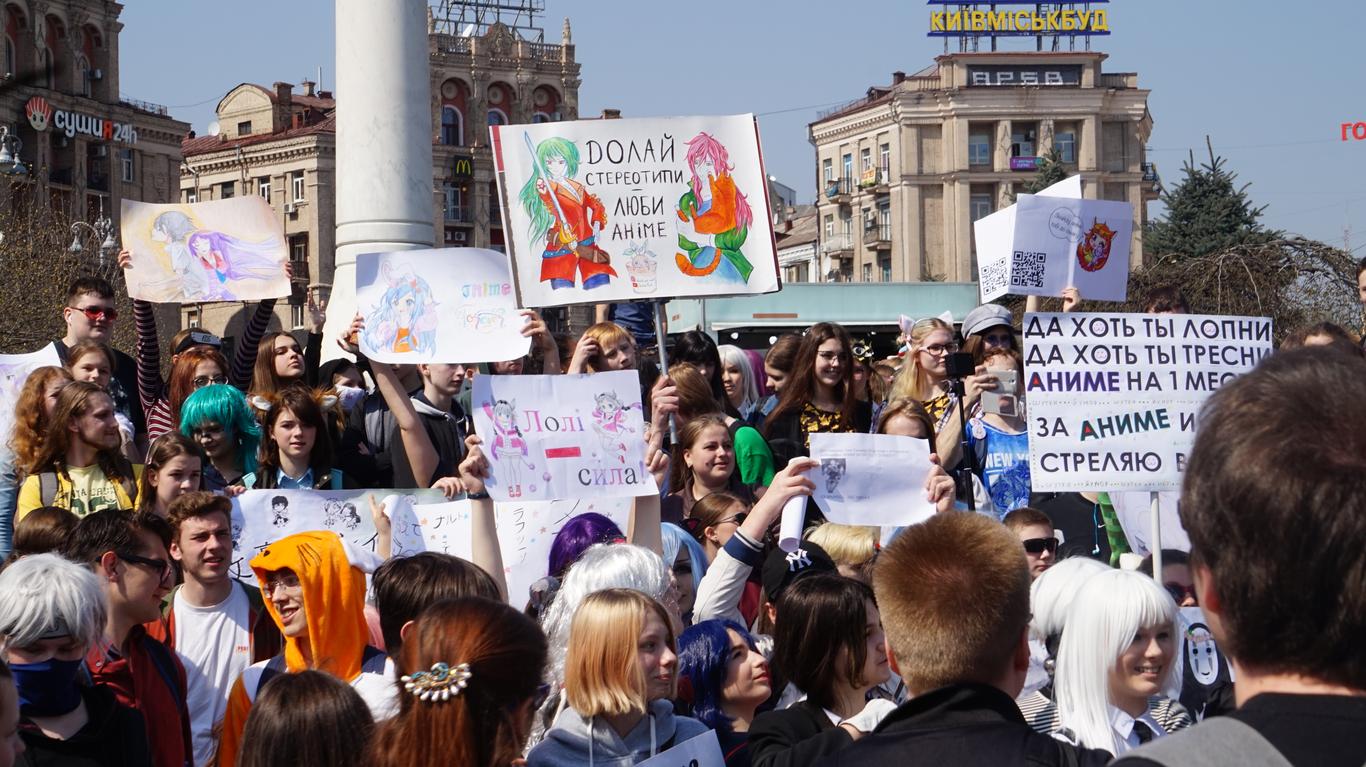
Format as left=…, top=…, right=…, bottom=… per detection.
left=122, top=0, right=1365, bottom=250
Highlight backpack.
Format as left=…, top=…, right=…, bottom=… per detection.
left=37, top=467, right=137, bottom=509
left=1121, top=717, right=1293, bottom=767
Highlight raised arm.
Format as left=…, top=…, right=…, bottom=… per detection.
left=229, top=298, right=277, bottom=390
left=303, top=293, right=325, bottom=386
left=343, top=315, right=439, bottom=487
left=456, top=434, right=508, bottom=601
left=520, top=310, right=560, bottom=374
left=120, top=251, right=164, bottom=420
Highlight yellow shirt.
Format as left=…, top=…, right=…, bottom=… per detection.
left=16, top=464, right=143, bottom=521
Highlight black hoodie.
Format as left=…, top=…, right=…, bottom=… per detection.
left=18, top=684, right=152, bottom=767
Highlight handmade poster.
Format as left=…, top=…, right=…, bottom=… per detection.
left=1023, top=312, right=1272, bottom=492
left=779, top=434, right=937, bottom=551
left=490, top=114, right=781, bottom=307
left=471, top=371, right=656, bottom=501
left=355, top=248, right=530, bottom=364
left=0, top=344, right=60, bottom=445
left=976, top=175, right=1133, bottom=303
left=121, top=196, right=289, bottom=303
left=637, top=729, right=725, bottom=767
left=387, top=496, right=633, bottom=607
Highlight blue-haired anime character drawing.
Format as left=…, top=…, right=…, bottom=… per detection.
left=362, top=260, right=440, bottom=357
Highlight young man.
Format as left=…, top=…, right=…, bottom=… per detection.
left=372, top=551, right=501, bottom=659
left=16, top=381, right=141, bottom=520
left=390, top=362, right=468, bottom=488
left=147, top=493, right=281, bottom=767
left=1116, top=349, right=1366, bottom=767
left=216, top=530, right=394, bottom=767
left=339, top=362, right=421, bottom=488
left=64, top=509, right=193, bottom=767
left=56, top=276, right=144, bottom=442
left=1002, top=507, right=1057, bottom=580
left=828, top=512, right=1109, bottom=766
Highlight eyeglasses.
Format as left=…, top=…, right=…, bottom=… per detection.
left=682, top=512, right=747, bottom=538
left=75, top=305, right=118, bottom=322
left=117, top=551, right=175, bottom=581
left=1022, top=537, right=1059, bottom=555
left=1164, top=582, right=1197, bottom=604
left=261, top=572, right=302, bottom=597
left=192, top=375, right=228, bottom=389
left=920, top=343, right=960, bottom=356
left=983, top=333, right=1014, bottom=347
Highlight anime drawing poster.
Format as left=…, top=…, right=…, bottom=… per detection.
left=471, top=371, right=656, bottom=502
left=490, top=114, right=781, bottom=307
left=355, top=248, right=531, bottom=364
left=0, top=344, right=60, bottom=448
left=120, top=196, right=290, bottom=303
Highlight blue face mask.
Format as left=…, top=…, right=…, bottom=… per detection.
left=334, top=384, right=366, bottom=412
left=11, top=657, right=85, bottom=717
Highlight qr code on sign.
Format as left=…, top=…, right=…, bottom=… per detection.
left=1009, top=251, right=1047, bottom=289
left=979, top=258, right=1009, bottom=296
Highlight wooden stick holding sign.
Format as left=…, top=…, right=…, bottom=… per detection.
left=653, top=301, right=678, bottom=444
left=1150, top=491, right=1162, bottom=586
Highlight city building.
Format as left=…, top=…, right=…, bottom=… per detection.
left=807, top=51, right=1156, bottom=285
left=775, top=205, right=818, bottom=283
left=181, top=7, right=580, bottom=338
left=0, top=0, right=188, bottom=233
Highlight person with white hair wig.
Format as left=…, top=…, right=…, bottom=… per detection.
left=0, top=553, right=153, bottom=763
left=1016, top=557, right=1112, bottom=733
left=718, top=344, right=761, bottom=424
left=1054, top=569, right=1190, bottom=757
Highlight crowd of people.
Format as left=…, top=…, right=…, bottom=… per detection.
left=0, top=258, right=1362, bottom=767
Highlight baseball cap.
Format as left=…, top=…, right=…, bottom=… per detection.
left=174, top=330, right=223, bottom=355
left=762, top=541, right=836, bottom=603
left=960, top=304, right=1014, bottom=338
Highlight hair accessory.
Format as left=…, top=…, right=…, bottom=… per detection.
left=249, top=395, right=273, bottom=412
left=318, top=394, right=338, bottom=410
left=401, top=661, right=472, bottom=702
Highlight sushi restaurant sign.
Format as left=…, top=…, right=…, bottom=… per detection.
left=24, top=96, right=139, bottom=144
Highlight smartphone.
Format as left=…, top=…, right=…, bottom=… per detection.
left=981, top=370, right=1019, bottom=417
left=944, top=352, right=976, bottom=379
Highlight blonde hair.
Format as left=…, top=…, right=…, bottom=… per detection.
left=805, top=523, right=878, bottom=568
left=889, top=318, right=953, bottom=402
left=581, top=323, right=635, bottom=373
left=563, top=589, right=675, bottom=718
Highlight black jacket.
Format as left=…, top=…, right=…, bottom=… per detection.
left=18, top=684, right=152, bottom=767
left=391, top=391, right=468, bottom=488
left=819, top=683, right=1110, bottom=767
left=749, top=699, right=854, bottom=767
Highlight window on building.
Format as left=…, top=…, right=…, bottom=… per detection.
left=442, top=181, right=465, bottom=221
left=1011, top=123, right=1038, bottom=158
left=862, top=263, right=872, bottom=282
left=880, top=258, right=891, bottom=283
left=970, top=193, right=993, bottom=222
left=184, top=188, right=197, bottom=204
left=532, top=112, right=552, bottom=123
left=968, top=131, right=991, bottom=167
left=841, top=153, right=853, bottom=183
left=489, top=182, right=502, bottom=228
left=237, top=121, right=252, bottom=136
left=823, top=214, right=834, bottom=238
left=219, top=181, right=234, bottom=199
left=291, top=303, right=305, bottom=330
left=75, top=55, right=90, bottom=97
left=292, top=171, right=305, bottom=202
left=840, top=210, right=851, bottom=236
left=860, top=147, right=872, bottom=172
left=257, top=176, right=271, bottom=201
left=3, top=35, right=14, bottom=79
left=441, top=106, right=463, bottom=146
left=1102, top=122, right=1130, bottom=172
left=822, top=158, right=833, bottom=183
left=879, top=143, right=890, bottom=175
left=1055, top=131, right=1076, bottom=164
left=185, top=307, right=200, bottom=329
left=119, top=149, right=134, bottom=183
left=288, top=234, right=309, bottom=284
left=487, top=109, right=509, bottom=126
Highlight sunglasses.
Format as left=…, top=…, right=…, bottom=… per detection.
left=1022, top=537, right=1059, bottom=555
left=75, top=305, right=118, bottom=322
left=117, top=551, right=175, bottom=581
left=681, top=512, right=747, bottom=538
left=1164, top=582, right=1197, bottom=603
left=192, top=374, right=228, bottom=389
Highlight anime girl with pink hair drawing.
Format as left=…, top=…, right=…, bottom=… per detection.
left=590, top=391, right=635, bottom=464
left=483, top=399, right=535, bottom=497
left=675, top=132, right=755, bottom=283
left=186, top=229, right=286, bottom=300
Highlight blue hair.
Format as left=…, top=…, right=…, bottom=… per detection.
left=178, top=384, right=261, bottom=473
left=677, top=619, right=757, bottom=733
left=662, top=522, right=708, bottom=598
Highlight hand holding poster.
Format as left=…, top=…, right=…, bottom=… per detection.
left=120, top=196, right=290, bottom=303
left=1024, top=312, right=1272, bottom=492
left=356, top=248, right=531, bottom=364
left=491, top=115, right=780, bottom=307
left=471, top=371, right=656, bottom=501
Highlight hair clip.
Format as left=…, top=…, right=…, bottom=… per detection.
left=249, top=395, right=273, bottom=412
left=401, top=661, right=472, bottom=702
left=318, top=394, right=338, bottom=410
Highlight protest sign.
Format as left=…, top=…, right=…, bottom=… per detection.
left=121, top=196, right=289, bottom=303
left=388, top=496, right=633, bottom=607
left=1023, top=312, right=1272, bottom=492
left=1178, top=605, right=1236, bottom=720
left=637, top=729, right=725, bottom=767
left=471, top=371, right=655, bottom=502
left=976, top=175, right=1132, bottom=303
left=356, top=248, right=530, bottom=364
left=490, top=114, right=780, bottom=307
left=0, top=344, right=60, bottom=447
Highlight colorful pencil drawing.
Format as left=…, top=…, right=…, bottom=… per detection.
left=590, top=391, right=635, bottom=463
left=462, top=306, right=508, bottom=332
left=362, top=259, right=440, bottom=358
left=186, top=230, right=286, bottom=299
left=483, top=399, right=537, bottom=498
left=1076, top=219, right=1116, bottom=273
left=517, top=134, right=617, bottom=291
left=674, top=132, right=754, bottom=283
left=622, top=241, right=659, bottom=295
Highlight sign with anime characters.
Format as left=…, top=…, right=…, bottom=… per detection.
left=471, top=371, right=657, bottom=501
left=120, top=196, right=290, bottom=303
left=490, top=114, right=781, bottom=307
left=975, top=175, right=1132, bottom=303
left=355, top=248, right=531, bottom=364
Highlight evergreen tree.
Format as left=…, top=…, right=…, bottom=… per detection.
left=1145, top=138, right=1277, bottom=259
left=1022, top=147, right=1069, bottom=195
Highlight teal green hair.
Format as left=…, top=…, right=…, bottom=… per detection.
left=517, top=136, right=580, bottom=245
left=178, top=384, right=261, bottom=473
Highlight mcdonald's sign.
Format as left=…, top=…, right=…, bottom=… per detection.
left=451, top=153, right=474, bottom=180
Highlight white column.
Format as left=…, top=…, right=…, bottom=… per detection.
left=327, top=0, right=435, bottom=359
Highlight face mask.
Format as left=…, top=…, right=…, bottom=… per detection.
left=334, top=384, right=366, bottom=412
left=12, top=657, right=85, bottom=717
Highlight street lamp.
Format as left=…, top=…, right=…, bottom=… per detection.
left=0, top=126, right=26, bottom=176
left=69, top=197, right=119, bottom=273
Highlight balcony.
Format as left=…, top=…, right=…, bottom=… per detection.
left=289, top=258, right=311, bottom=283
left=857, top=168, right=890, bottom=194
left=823, top=177, right=852, bottom=205
left=862, top=223, right=892, bottom=249
left=823, top=233, right=854, bottom=256
left=444, top=205, right=473, bottom=224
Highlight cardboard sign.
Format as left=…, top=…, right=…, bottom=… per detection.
left=976, top=175, right=1132, bottom=303
left=637, top=729, right=725, bottom=767
left=490, top=114, right=780, bottom=307
left=356, top=248, right=530, bottom=364
left=0, top=344, right=60, bottom=447
left=121, top=197, right=289, bottom=303
left=471, top=371, right=656, bottom=501
left=1024, top=312, right=1272, bottom=492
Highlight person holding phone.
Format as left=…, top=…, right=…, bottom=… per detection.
left=966, top=347, right=1031, bottom=516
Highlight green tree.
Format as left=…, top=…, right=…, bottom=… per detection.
left=1145, top=138, right=1275, bottom=260
left=1021, top=146, right=1069, bottom=196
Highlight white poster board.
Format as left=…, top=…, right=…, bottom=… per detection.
left=471, top=371, right=656, bottom=501
left=490, top=114, right=780, bottom=307
left=356, top=248, right=530, bottom=364
left=0, top=344, right=61, bottom=446
left=1024, top=312, right=1272, bottom=492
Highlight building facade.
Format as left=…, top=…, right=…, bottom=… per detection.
left=180, top=18, right=580, bottom=339
left=0, top=0, right=187, bottom=229
left=808, top=52, right=1156, bottom=285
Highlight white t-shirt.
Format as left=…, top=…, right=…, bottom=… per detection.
left=174, top=584, right=253, bottom=767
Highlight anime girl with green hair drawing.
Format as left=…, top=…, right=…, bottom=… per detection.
left=517, top=135, right=616, bottom=290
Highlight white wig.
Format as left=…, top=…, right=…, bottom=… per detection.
left=1054, top=569, right=1183, bottom=754
left=540, top=543, right=671, bottom=686
left=0, top=553, right=107, bottom=652
left=1029, top=557, right=1111, bottom=643
left=717, top=344, right=760, bottom=414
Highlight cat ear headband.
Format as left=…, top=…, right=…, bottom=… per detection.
left=249, top=389, right=339, bottom=413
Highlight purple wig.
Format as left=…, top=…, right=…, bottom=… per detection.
left=548, top=512, right=625, bottom=579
